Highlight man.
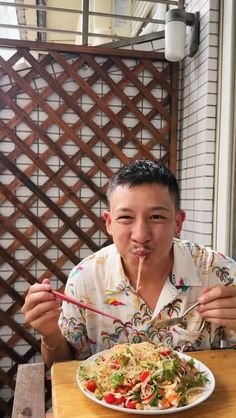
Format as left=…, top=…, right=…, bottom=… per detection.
left=22, top=159, right=236, bottom=368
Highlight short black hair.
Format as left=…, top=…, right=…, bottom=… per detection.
left=106, top=159, right=180, bottom=210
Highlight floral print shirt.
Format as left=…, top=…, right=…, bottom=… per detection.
left=59, top=239, right=236, bottom=359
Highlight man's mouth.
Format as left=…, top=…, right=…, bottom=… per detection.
left=133, top=248, right=151, bottom=257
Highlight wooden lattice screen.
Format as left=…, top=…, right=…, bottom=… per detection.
left=0, top=38, right=178, bottom=416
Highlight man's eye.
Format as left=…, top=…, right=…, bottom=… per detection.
left=151, top=214, right=165, bottom=220
left=115, top=216, right=133, bottom=223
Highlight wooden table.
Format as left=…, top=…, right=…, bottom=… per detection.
left=51, top=349, right=236, bottom=418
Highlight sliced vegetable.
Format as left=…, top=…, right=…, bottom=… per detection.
left=139, top=370, right=150, bottom=382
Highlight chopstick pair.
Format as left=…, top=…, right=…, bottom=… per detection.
left=50, top=289, right=121, bottom=322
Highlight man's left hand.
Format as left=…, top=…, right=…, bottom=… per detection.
left=197, top=285, right=236, bottom=331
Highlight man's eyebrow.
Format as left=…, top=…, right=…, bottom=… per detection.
left=115, top=207, right=133, bottom=212
left=115, top=206, right=170, bottom=212
left=148, top=206, right=170, bottom=212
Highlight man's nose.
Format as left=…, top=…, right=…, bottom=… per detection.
left=131, top=219, right=151, bottom=243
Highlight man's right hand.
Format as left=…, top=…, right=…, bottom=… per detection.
left=21, top=278, right=62, bottom=337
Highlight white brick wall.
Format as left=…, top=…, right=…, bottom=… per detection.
left=177, top=0, right=220, bottom=247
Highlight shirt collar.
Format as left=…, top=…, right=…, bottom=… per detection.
left=152, top=239, right=202, bottom=319
left=171, top=238, right=202, bottom=287
left=104, top=245, right=128, bottom=294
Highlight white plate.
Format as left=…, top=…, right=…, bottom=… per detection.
left=77, top=349, right=215, bottom=415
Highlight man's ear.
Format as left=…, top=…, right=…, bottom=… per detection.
left=103, top=210, right=112, bottom=235
left=175, top=210, right=186, bottom=238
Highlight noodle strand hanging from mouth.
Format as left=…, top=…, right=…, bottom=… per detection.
left=135, top=256, right=145, bottom=293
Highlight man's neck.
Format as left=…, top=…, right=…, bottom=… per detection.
left=124, top=250, right=174, bottom=310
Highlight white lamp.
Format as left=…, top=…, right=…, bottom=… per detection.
left=165, top=8, right=200, bottom=62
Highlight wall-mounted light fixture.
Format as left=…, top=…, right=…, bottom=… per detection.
left=165, top=8, right=200, bottom=62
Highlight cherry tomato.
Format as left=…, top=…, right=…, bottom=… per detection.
left=115, top=396, right=126, bottom=405
left=114, top=385, right=130, bottom=394
left=126, top=400, right=137, bottom=409
left=86, top=380, right=97, bottom=392
left=103, top=393, right=116, bottom=404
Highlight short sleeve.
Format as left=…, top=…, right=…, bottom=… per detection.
left=58, top=263, right=93, bottom=360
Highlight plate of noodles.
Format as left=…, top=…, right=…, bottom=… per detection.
left=77, top=342, right=215, bottom=414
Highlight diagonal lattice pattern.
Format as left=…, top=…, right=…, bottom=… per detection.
left=0, top=39, right=178, bottom=416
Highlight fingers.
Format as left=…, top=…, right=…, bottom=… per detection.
left=42, top=278, right=52, bottom=285
left=198, top=285, right=236, bottom=304
left=197, top=285, right=236, bottom=331
left=198, top=305, right=236, bottom=318
left=22, top=281, right=54, bottom=313
left=22, top=291, right=62, bottom=336
left=29, top=307, right=62, bottom=332
left=21, top=279, right=64, bottom=337
left=202, top=287, right=211, bottom=294
left=21, top=279, right=61, bottom=327
left=198, top=316, right=236, bottom=330
left=24, top=298, right=61, bottom=324
left=198, top=296, right=236, bottom=312
left=197, top=286, right=236, bottom=315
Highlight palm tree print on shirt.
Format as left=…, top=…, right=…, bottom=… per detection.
left=212, top=266, right=234, bottom=285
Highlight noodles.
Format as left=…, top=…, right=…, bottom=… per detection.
left=78, top=342, right=209, bottom=411
left=135, top=256, right=145, bottom=292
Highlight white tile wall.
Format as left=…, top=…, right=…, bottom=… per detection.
left=178, top=0, right=219, bottom=247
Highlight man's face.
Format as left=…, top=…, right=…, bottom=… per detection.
left=103, top=184, right=185, bottom=272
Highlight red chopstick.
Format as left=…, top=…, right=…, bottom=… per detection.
left=50, top=290, right=120, bottom=322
